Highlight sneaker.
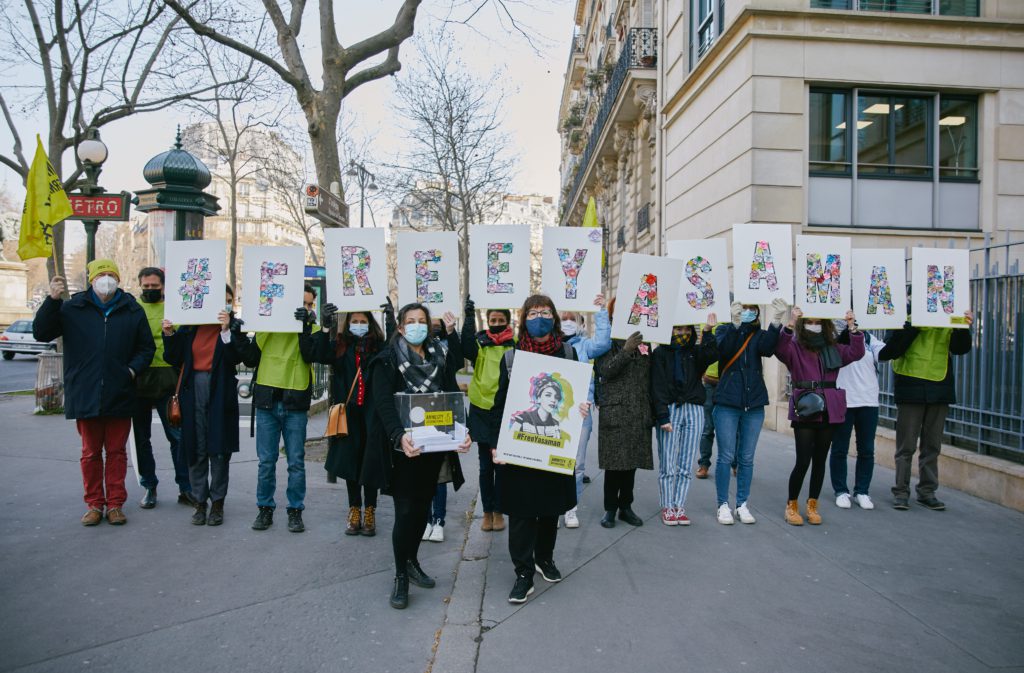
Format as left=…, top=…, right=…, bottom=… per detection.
left=835, top=493, right=852, bottom=509
left=508, top=574, right=535, bottom=603
left=106, top=508, right=127, bottom=525
left=81, top=508, right=103, bottom=526
left=287, top=508, right=305, bottom=532
left=660, top=508, right=678, bottom=526
left=422, top=523, right=433, bottom=541
left=735, top=502, right=756, bottom=524
left=854, top=494, right=874, bottom=510
left=717, top=503, right=735, bottom=525
left=564, top=507, right=580, bottom=529
left=535, top=560, right=562, bottom=583
left=252, top=506, right=274, bottom=530
left=140, top=487, right=157, bottom=509
left=917, top=496, right=946, bottom=511
left=428, top=522, right=444, bottom=542
left=893, top=497, right=910, bottom=510
left=675, top=509, right=692, bottom=526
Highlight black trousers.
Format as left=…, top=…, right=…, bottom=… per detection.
left=392, top=494, right=431, bottom=575
left=788, top=424, right=836, bottom=501
left=346, top=480, right=377, bottom=508
left=508, top=515, right=558, bottom=577
left=603, top=468, right=636, bottom=511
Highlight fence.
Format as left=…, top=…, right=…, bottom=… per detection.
left=236, top=363, right=331, bottom=405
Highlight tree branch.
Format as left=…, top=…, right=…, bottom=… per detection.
left=0, top=92, right=28, bottom=178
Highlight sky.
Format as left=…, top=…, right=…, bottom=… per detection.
left=0, top=1, right=577, bottom=245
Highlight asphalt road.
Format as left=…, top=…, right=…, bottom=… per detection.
left=0, top=356, right=39, bottom=393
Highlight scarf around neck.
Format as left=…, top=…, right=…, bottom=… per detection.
left=480, top=326, right=514, bottom=346
left=518, top=330, right=564, bottom=356
left=804, top=332, right=842, bottom=371
left=395, top=336, right=446, bottom=393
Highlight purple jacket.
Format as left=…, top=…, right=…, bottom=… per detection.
left=775, top=328, right=865, bottom=424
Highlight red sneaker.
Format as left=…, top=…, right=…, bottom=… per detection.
left=660, top=508, right=678, bottom=526
left=675, top=510, right=692, bottom=526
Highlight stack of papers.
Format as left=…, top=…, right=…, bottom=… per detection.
left=410, top=422, right=468, bottom=453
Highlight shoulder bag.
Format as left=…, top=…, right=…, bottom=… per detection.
left=325, top=367, right=361, bottom=438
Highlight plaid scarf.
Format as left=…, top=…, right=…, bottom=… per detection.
left=395, top=337, right=446, bottom=393
left=518, top=331, right=564, bottom=355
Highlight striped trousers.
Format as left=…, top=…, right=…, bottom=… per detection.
left=656, top=403, right=705, bottom=511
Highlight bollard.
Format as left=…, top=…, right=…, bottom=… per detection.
left=35, top=351, right=64, bottom=414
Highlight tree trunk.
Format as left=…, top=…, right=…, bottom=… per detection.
left=304, top=95, right=346, bottom=223
left=229, top=165, right=238, bottom=293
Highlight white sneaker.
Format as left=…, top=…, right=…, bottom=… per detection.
left=855, top=494, right=875, bottom=510
left=735, top=502, right=756, bottom=524
left=422, top=523, right=433, bottom=541
left=717, top=503, right=735, bottom=525
left=564, top=507, right=580, bottom=528
left=836, top=493, right=852, bottom=509
left=429, top=523, right=445, bottom=542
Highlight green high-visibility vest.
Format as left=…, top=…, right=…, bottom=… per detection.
left=706, top=361, right=719, bottom=378
left=141, top=300, right=171, bottom=368
left=468, top=342, right=514, bottom=410
left=255, top=326, right=319, bottom=391
left=892, top=327, right=952, bottom=382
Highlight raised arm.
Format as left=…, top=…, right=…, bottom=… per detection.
left=32, top=296, right=64, bottom=343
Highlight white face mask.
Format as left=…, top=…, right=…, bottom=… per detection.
left=561, top=320, right=578, bottom=337
left=92, top=276, right=118, bottom=297
left=804, top=324, right=823, bottom=333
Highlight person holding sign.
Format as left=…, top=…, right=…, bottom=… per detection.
left=711, top=299, right=787, bottom=525
left=491, top=295, right=590, bottom=604
left=775, top=308, right=864, bottom=526
left=363, top=302, right=471, bottom=610
left=878, top=305, right=974, bottom=511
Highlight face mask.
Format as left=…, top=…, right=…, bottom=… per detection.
left=526, top=317, right=554, bottom=338
left=487, top=323, right=508, bottom=334
left=561, top=320, right=578, bottom=337
left=804, top=323, right=823, bottom=333
left=740, top=309, right=758, bottom=324
left=140, top=289, right=162, bottom=303
left=672, top=332, right=692, bottom=347
left=349, top=323, right=369, bottom=338
left=92, top=276, right=118, bottom=297
left=404, top=323, right=428, bottom=346
left=225, top=304, right=233, bottom=314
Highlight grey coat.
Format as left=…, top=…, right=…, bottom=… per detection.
left=594, top=340, right=654, bottom=471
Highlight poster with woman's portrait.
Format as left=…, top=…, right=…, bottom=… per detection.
left=496, top=350, right=593, bottom=475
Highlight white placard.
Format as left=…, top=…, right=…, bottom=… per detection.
left=541, top=226, right=603, bottom=312
left=611, top=252, right=684, bottom=345
left=324, top=228, right=388, bottom=311
left=795, top=235, right=852, bottom=319
left=396, top=231, right=461, bottom=315
left=732, top=223, right=794, bottom=304
left=495, top=350, right=593, bottom=475
left=853, top=248, right=907, bottom=330
left=911, top=247, right=971, bottom=328
left=241, top=245, right=306, bottom=333
left=164, top=240, right=227, bottom=325
left=667, top=238, right=730, bottom=326
left=469, top=225, right=532, bottom=309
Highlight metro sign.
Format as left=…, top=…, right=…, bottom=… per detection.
left=67, top=192, right=132, bottom=221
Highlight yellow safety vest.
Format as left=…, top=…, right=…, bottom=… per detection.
left=141, top=300, right=171, bottom=368
left=255, top=326, right=319, bottom=391
left=892, top=327, right=952, bottom=382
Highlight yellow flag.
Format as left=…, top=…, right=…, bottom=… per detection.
left=18, top=136, right=73, bottom=260
left=582, top=196, right=604, bottom=266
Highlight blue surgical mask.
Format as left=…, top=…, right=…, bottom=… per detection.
left=526, top=317, right=555, bottom=338
left=740, top=309, right=758, bottom=324
left=349, top=323, right=369, bottom=338
left=403, top=323, right=428, bottom=345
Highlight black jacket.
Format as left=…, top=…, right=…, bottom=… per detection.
left=234, top=328, right=319, bottom=411
left=650, top=331, right=719, bottom=424
left=878, top=324, right=972, bottom=405
left=33, top=290, right=155, bottom=419
left=712, top=322, right=782, bottom=409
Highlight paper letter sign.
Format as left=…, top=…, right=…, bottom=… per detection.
left=796, top=235, right=851, bottom=319
left=258, top=261, right=288, bottom=316
left=241, top=245, right=305, bottom=333
left=732, top=224, right=793, bottom=304
left=542, top=227, right=603, bottom=312
left=911, top=248, right=970, bottom=328
left=469, top=225, right=531, bottom=308
left=164, top=240, right=226, bottom=325
left=611, top=252, right=682, bottom=344
left=397, top=231, right=461, bottom=315
left=853, top=248, right=906, bottom=329
left=324, top=228, right=387, bottom=311
left=667, top=238, right=729, bottom=325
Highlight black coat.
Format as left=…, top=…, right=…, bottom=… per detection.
left=594, top=340, right=654, bottom=471
left=32, top=291, right=155, bottom=419
left=493, top=343, right=578, bottom=518
left=234, top=329, right=319, bottom=411
left=878, top=324, right=972, bottom=405
left=162, top=327, right=242, bottom=462
left=650, top=331, right=719, bottom=424
left=364, top=338, right=466, bottom=498
left=712, top=322, right=782, bottom=409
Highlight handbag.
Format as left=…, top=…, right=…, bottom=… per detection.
left=325, top=367, right=361, bottom=438
left=793, top=380, right=834, bottom=418
left=166, top=367, right=184, bottom=428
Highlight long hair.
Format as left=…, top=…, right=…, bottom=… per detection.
left=795, top=317, right=836, bottom=352
left=391, top=302, right=433, bottom=343
left=336, top=311, right=385, bottom=356
left=517, top=294, right=562, bottom=341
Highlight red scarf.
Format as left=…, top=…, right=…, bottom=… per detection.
left=482, top=326, right=514, bottom=346
left=518, top=331, right=564, bottom=355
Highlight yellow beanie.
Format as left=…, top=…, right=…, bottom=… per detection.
left=87, top=259, right=121, bottom=283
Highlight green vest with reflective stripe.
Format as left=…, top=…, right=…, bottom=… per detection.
left=892, top=327, right=951, bottom=382
left=141, top=300, right=171, bottom=368
left=255, top=326, right=319, bottom=391
left=468, top=342, right=514, bottom=410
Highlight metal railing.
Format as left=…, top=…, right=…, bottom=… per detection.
left=236, top=362, right=331, bottom=404
left=567, top=33, right=584, bottom=69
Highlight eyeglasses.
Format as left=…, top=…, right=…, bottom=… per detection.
left=526, top=310, right=553, bottom=319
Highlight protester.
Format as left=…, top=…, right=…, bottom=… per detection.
left=133, top=267, right=192, bottom=508
left=364, top=302, right=470, bottom=609
left=33, top=260, right=155, bottom=526
left=557, top=294, right=610, bottom=528
left=161, top=285, right=242, bottom=526
left=879, top=307, right=974, bottom=511
left=775, top=308, right=864, bottom=526
left=461, top=296, right=515, bottom=533
left=830, top=323, right=887, bottom=510
left=712, top=299, right=787, bottom=525
left=235, top=284, right=320, bottom=533
left=491, top=294, right=590, bottom=604
left=650, top=319, right=718, bottom=526
left=696, top=357, right=718, bottom=480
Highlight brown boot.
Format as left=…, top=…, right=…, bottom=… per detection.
left=81, top=508, right=103, bottom=526
left=491, top=512, right=506, bottom=531
left=785, top=500, right=804, bottom=526
left=361, top=506, right=376, bottom=537
left=106, top=508, right=127, bottom=525
left=481, top=511, right=494, bottom=532
left=345, top=506, right=361, bottom=536
left=696, top=465, right=709, bottom=479
left=806, top=498, right=822, bottom=525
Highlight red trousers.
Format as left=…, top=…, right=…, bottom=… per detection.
left=76, top=417, right=131, bottom=510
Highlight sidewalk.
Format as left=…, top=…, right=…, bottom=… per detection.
left=1, top=392, right=1022, bottom=673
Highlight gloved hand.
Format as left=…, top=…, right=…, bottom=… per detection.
left=294, top=307, right=315, bottom=326
left=770, top=298, right=789, bottom=326
left=464, top=295, right=476, bottom=320
left=321, top=302, right=338, bottom=329
left=380, top=296, right=395, bottom=319
left=229, top=317, right=245, bottom=334
left=623, top=331, right=644, bottom=353
left=730, top=301, right=743, bottom=327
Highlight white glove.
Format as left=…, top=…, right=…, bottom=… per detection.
left=770, top=298, right=789, bottom=326
left=730, top=302, right=743, bottom=327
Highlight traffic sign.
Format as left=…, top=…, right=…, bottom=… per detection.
left=67, top=192, right=132, bottom=221
left=303, top=184, right=348, bottom=226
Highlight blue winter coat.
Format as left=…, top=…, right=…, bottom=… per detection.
left=712, top=322, right=782, bottom=410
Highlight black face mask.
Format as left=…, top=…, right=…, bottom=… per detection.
left=433, top=325, right=444, bottom=338
left=487, top=324, right=508, bottom=334
left=141, top=289, right=162, bottom=303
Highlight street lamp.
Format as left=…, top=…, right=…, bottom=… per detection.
left=75, top=128, right=108, bottom=264
left=345, top=159, right=378, bottom=228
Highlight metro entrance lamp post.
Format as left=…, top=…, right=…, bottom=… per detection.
left=345, top=159, right=378, bottom=228
left=76, top=129, right=108, bottom=264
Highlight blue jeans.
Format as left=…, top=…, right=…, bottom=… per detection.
left=431, top=483, right=447, bottom=526
left=712, top=405, right=764, bottom=507
left=574, top=412, right=594, bottom=502
left=255, top=402, right=307, bottom=510
left=830, top=406, right=879, bottom=496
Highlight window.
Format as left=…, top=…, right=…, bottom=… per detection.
left=938, top=97, right=979, bottom=180
left=856, top=93, right=931, bottom=178
left=809, top=0, right=979, bottom=16
left=809, top=91, right=850, bottom=174
left=690, top=0, right=725, bottom=68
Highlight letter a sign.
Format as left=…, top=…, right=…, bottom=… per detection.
left=611, top=252, right=683, bottom=344
left=732, top=224, right=794, bottom=304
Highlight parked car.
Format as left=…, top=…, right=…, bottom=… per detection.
left=1, top=320, right=56, bottom=360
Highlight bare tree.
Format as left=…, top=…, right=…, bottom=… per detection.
left=260, top=137, right=323, bottom=266
left=0, top=0, right=240, bottom=277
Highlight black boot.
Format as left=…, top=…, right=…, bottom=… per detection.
left=190, top=502, right=207, bottom=526
left=140, top=487, right=157, bottom=509
left=252, top=506, right=274, bottom=531
left=390, top=573, right=410, bottom=609
left=287, top=507, right=305, bottom=533
left=407, top=560, right=436, bottom=588
left=618, top=507, right=643, bottom=526
left=207, top=499, right=224, bottom=526
left=600, top=510, right=616, bottom=528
